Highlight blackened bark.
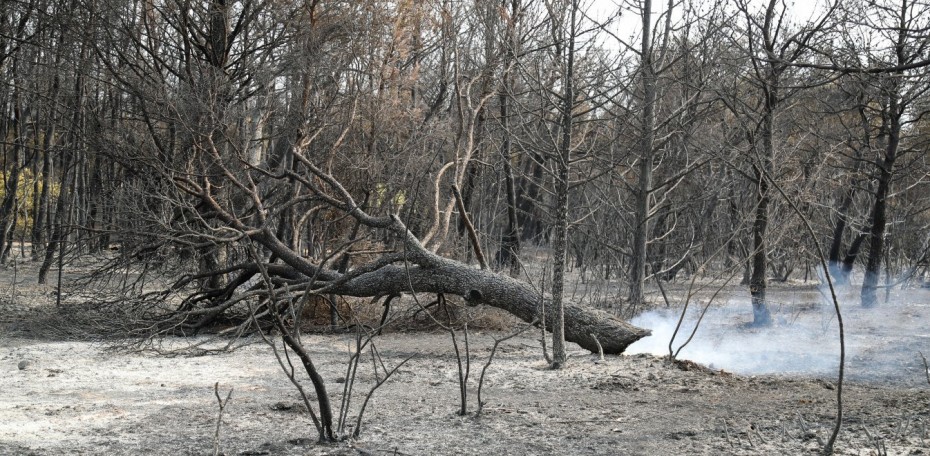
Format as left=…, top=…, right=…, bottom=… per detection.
left=516, top=156, right=544, bottom=242
left=827, top=194, right=851, bottom=280
left=829, top=101, right=870, bottom=284
left=280, top=329, right=335, bottom=442
left=497, top=36, right=521, bottom=276
left=748, top=25, right=780, bottom=326
left=750, top=166, right=772, bottom=326
left=862, top=28, right=906, bottom=307
left=328, top=260, right=650, bottom=354
left=190, top=171, right=652, bottom=354
left=750, top=86, right=776, bottom=327
left=630, top=0, right=656, bottom=310
left=499, top=145, right=521, bottom=276
left=32, top=144, right=51, bottom=261
left=862, top=121, right=898, bottom=307
left=839, top=233, right=866, bottom=281
left=0, top=77, right=23, bottom=264
left=38, top=161, right=70, bottom=285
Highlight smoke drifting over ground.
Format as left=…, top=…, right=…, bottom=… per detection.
left=626, top=285, right=930, bottom=387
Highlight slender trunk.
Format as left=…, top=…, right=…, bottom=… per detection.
left=499, top=136, right=521, bottom=272
left=457, top=163, right=480, bottom=239
left=0, top=74, right=23, bottom=264
left=87, top=159, right=104, bottom=252
left=33, top=142, right=52, bottom=260
left=516, top=156, right=543, bottom=242
left=629, top=0, right=657, bottom=309
left=830, top=101, right=871, bottom=284
left=29, top=28, right=63, bottom=261
left=550, top=0, right=578, bottom=368
left=279, top=330, right=335, bottom=442
left=827, top=193, right=852, bottom=271
left=750, top=165, right=771, bottom=325
left=551, top=156, right=569, bottom=367
left=498, top=5, right=521, bottom=276
left=840, top=233, right=867, bottom=280
left=30, top=153, right=42, bottom=257
left=38, top=159, right=70, bottom=285
left=750, top=74, right=777, bottom=326
left=500, top=129, right=521, bottom=276
left=74, top=153, right=87, bottom=254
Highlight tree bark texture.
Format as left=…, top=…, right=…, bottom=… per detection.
left=862, top=21, right=907, bottom=307
left=861, top=113, right=898, bottom=307
left=749, top=47, right=778, bottom=326
left=548, top=0, right=578, bottom=367
left=629, top=0, right=656, bottom=309
left=329, top=259, right=651, bottom=354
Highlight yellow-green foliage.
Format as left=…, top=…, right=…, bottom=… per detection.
left=0, top=168, right=60, bottom=235
left=374, top=182, right=406, bottom=210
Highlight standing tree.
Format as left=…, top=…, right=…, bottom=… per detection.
left=495, top=0, right=524, bottom=277
left=620, top=0, right=722, bottom=310
left=628, top=0, right=660, bottom=310
left=728, top=0, right=838, bottom=325
left=533, top=0, right=583, bottom=368
left=855, top=0, right=930, bottom=307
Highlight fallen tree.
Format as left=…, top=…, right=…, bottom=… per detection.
left=160, top=154, right=650, bottom=354
left=329, top=258, right=651, bottom=354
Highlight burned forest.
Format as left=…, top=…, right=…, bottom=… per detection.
left=3, top=0, right=930, bottom=455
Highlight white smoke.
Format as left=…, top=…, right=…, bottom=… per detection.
left=625, top=286, right=930, bottom=386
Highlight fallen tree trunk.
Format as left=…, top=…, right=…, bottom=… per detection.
left=178, top=242, right=650, bottom=353
left=242, top=216, right=650, bottom=354
left=329, top=260, right=650, bottom=354
left=179, top=159, right=650, bottom=354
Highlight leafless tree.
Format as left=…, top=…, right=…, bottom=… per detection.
left=725, top=0, right=839, bottom=325
left=852, top=0, right=930, bottom=307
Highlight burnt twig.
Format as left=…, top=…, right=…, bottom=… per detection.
left=477, top=321, right=536, bottom=414
left=919, top=352, right=930, bottom=386
left=213, top=382, right=233, bottom=456
left=451, top=184, right=487, bottom=270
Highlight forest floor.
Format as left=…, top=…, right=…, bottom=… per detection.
left=1, top=261, right=929, bottom=455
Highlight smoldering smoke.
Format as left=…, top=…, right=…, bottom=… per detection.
left=625, top=287, right=930, bottom=386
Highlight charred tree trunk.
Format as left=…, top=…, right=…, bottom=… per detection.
left=38, top=157, right=70, bottom=285
left=496, top=8, right=521, bottom=277
left=516, top=155, right=544, bottom=243
left=750, top=163, right=772, bottom=326
left=32, top=145, right=52, bottom=261
left=328, top=256, right=650, bottom=354
left=0, top=73, right=24, bottom=265
left=827, top=192, right=853, bottom=281
left=498, top=128, right=521, bottom=276
left=629, top=0, right=657, bottom=310
left=862, top=35, right=906, bottom=307
left=829, top=101, right=870, bottom=285
left=838, top=233, right=867, bottom=283
left=748, top=55, right=779, bottom=327
left=862, top=115, right=898, bottom=308
left=546, top=0, right=580, bottom=367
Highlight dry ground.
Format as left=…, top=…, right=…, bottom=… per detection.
left=1, top=262, right=929, bottom=455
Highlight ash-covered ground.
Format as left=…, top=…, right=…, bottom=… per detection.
left=2, top=266, right=929, bottom=455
